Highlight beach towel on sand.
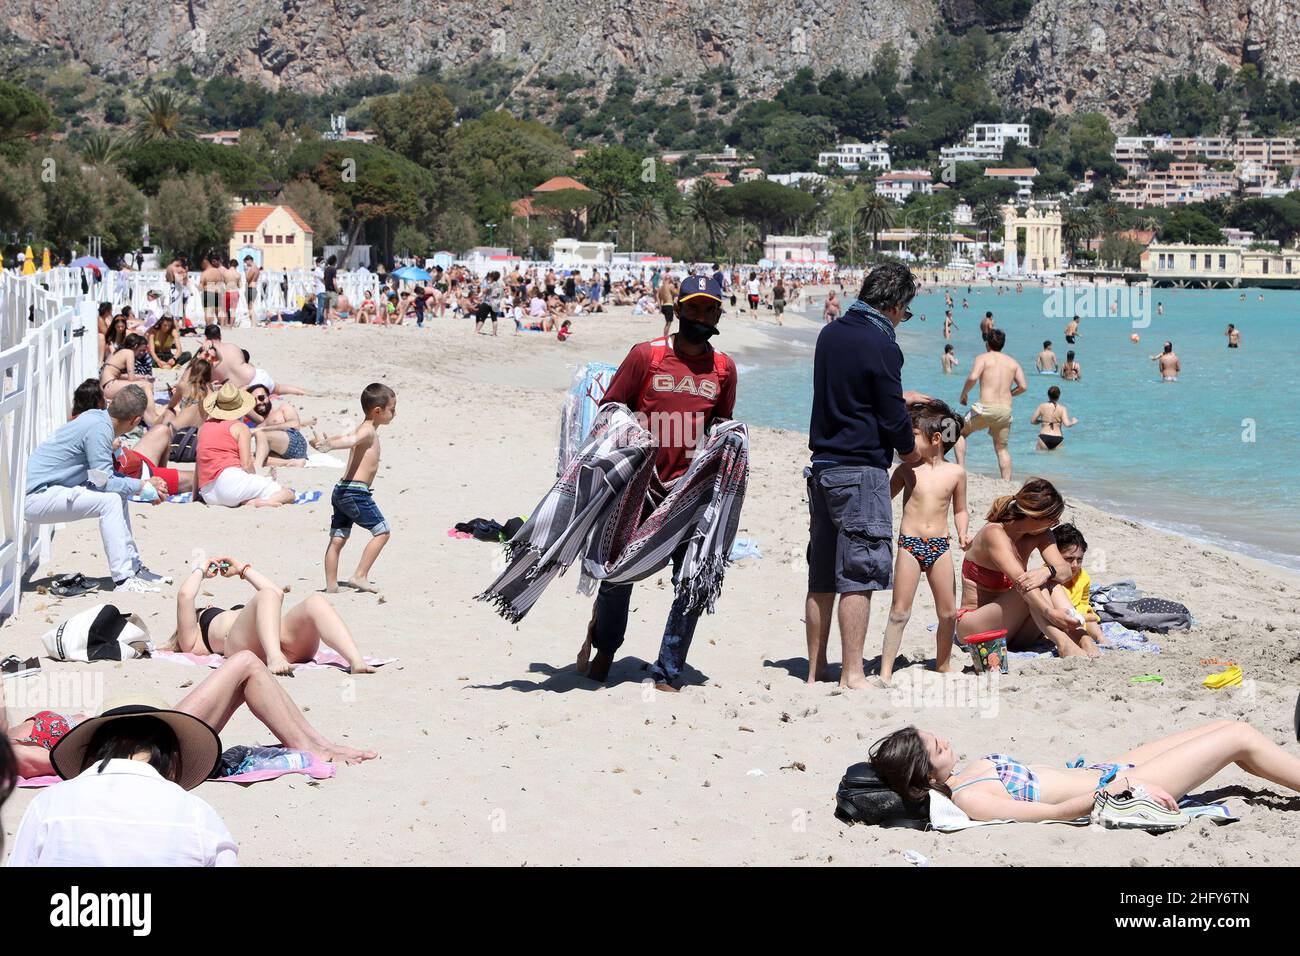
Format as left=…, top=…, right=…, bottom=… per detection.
left=17, top=753, right=335, bottom=788
left=928, top=792, right=1237, bottom=831
left=152, top=649, right=396, bottom=672
left=477, top=402, right=749, bottom=624
left=165, top=490, right=322, bottom=505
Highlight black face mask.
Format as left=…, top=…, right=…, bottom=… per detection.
left=678, top=319, right=719, bottom=343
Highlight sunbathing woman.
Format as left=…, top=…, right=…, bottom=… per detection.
left=2, top=650, right=377, bottom=782
left=956, top=477, right=1095, bottom=658
left=147, top=315, right=190, bottom=370
left=100, top=334, right=160, bottom=424
left=870, top=717, right=1300, bottom=824
left=172, top=556, right=376, bottom=676
left=163, top=356, right=214, bottom=430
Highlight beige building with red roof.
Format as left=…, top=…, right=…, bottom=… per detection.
left=510, top=176, right=592, bottom=218
left=228, top=204, right=314, bottom=270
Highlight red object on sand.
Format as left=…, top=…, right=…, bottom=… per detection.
left=962, top=628, right=1008, bottom=645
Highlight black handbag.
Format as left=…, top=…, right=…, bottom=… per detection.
left=834, top=761, right=929, bottom=829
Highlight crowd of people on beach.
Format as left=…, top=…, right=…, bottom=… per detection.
left=2, top=250, right=1293, bottom=865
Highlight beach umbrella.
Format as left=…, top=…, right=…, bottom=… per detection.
left=391, top=266, right=432, bottom=282
left=41, top=247, right=52, bottom=271
left=22, top=245, right=35, bottom=275
left=69, top=255, right=109, bottom=276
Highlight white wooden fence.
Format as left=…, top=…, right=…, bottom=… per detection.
left=0, top=271, right=99, bottom=619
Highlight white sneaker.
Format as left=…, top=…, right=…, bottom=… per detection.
left=114, top=576, right=160, bottom=594
left=1094, top=786, right=1187, bottom=832
left=134, top=566, right=173, bottom=585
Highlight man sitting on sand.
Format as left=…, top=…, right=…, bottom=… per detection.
left=247, top=383, right=313, bottom=471
left=955, top=329, right=1027, bottom=480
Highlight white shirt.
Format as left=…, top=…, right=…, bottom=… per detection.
left=312, top=267, right=326, bottom=295
left=7, top=759, right=238, bottom=867
left=747, top=279, right=760, bottom=295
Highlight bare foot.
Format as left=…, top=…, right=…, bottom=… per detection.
left=251, top=499, right=284, bottom=508
left=576, top=615, right=596, bottom=674
left=319, top=744, right=379, bottom=765
left=933, top=660, right=958, bottom=674
left=349, top=660, right=377, bottom=674
left=805, top=663, right=832, bottom=684
left=267, top=656, right=295, bottom=677
left=654, top=682, right=679, bottom=693
left=325, top=584, right=339, bottom=594
left=587, top=649, right=614, bottom=683
left=345, top=578, right=380, bottom=594
left=839, top=672, right=876, bottom=690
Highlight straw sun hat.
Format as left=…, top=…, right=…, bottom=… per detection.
left=203, top=382, right=256, bottom=420
left=50, top=696, right=222, bottom=791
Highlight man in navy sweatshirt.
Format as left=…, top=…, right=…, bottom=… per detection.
left=805, top=263, right=925, bottom=689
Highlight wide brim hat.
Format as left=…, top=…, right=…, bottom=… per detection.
left=203, top=382, right=256, bottom=420
left=50, top=700, right=222, bottom=791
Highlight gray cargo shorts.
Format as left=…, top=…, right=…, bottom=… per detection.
left=805, top=464, right=894, bottom=593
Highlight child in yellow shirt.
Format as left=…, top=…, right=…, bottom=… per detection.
left=1053, top=523, right=1108, bottom=645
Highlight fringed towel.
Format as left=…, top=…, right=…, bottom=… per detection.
left=477, top=402, right=748, bottom=623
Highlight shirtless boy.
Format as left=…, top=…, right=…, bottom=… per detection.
left=1035, top=340, right=1058, bottom=374
left=314, top=383, right=397, bottom=593
left=1064, top=314, right=1080, bottom=344
left=956, top=328, right=1027, bottom=480
left=882, top=400, right=970, bottom=681
left=1226, top=324, right=1241, bottom=348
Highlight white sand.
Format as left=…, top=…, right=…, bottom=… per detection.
left=3, top=295, right=1298, bottom=866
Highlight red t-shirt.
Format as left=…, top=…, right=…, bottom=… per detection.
left=601, top=338, right=737, bottom=483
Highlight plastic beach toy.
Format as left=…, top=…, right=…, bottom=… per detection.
left=1130, top=675, right=1164, bottom=684
left=1202, top=665, right=1243, bottom=690
left=962, top=628, right=1009, bottom=674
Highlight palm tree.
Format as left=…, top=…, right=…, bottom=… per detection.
left=854, top=190, right=894, bottom=256
left=132, top=90, right=195, bottom=143
left=80, top=132, right=121, bottom=167
left=627, top=194, right=664, bottom=234
left=686, top=178, right=726, bottom=256
left=1060, top=203, right=1099, bottom=263
left=974, top=198, right=1004, bottom=259
left=591, top=181, right=630, bottom=227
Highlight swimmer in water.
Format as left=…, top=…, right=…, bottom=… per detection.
left=943, top=310, right=957, bottom=339
left=1150, top=340, right=1180, bottom=382
left=1064, top=314, right=1079, bottom=344
left=1031, top=385, right=1076, bottom=451
left=1035, top=340, right=1058, bottom=374
left=942, top=343, right=959, bottom=375
left=1226, top=324, right=1241, bottom=348
left=1060, top=350, right=1081, bottom=381
left=1157, top=302, right=1164, bottom=316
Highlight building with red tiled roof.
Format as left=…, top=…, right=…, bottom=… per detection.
left=228, top=204, right=314, bottom=270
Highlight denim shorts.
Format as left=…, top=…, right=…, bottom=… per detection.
left=805, top=465, right=894, bottom=593
left=330, top=481, right=390, bottom=538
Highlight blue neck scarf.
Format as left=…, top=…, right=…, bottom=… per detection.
left=847, top=299, right=897, bottom=342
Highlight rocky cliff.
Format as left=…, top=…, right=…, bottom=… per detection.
left=0, top=0, right=941, bottom=95
left=994, top=0, right=1300, bottom=122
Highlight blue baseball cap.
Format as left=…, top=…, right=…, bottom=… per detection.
left=677, top=274, right=723, bottom=305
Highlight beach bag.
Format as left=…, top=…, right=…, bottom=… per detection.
left=834, top=762, right=929, bottom=829
left=1097, top=597, right=1191, bottom=633
left=41, top=604, right=154, bottom=662
left=170, top=425, right=199, bottom=463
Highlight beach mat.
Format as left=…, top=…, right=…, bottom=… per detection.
left=152, top=649, right=397, bottom=672
left=17, top=755, right=335, bottom=789
left=164, top=490, right=323, bottom=505
left=928, top=791, right=1237, bottom=832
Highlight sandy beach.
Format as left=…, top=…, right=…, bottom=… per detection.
left=3, top=293, right=1299, bottom=866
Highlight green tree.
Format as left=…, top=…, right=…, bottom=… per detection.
left=152, top=173, right=232, bottom=261
left=1160, top=205, right=1224, bottom=244
left=719, top=180, right=817, bottom=235
left=369, top=83, right=460, bottom=212
left=132, top=89, right=195, bottom=143
left=0, top=80, right=54, bottom=141
left=0, top=156, right=45, bottom=238
left=854, top=191, right=894, bottom=254
left=118, top=139, right=268, bottom=195
left=686, top=178, right=727, bottom=256
left=1060, top=202, right=1099, bottom=260
left=279, top=179, right=342, bottom=243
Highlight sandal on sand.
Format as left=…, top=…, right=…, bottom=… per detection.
left=1, top=655, right=41, bottom=678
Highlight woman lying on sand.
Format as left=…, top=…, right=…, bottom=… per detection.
left=871, top=718, right=1300, bottom=824
left=3, top=651, right=377, bottom=782
left=955, top=477, right=1094, bottom=658
left=171, top=557, right=375, bottom=676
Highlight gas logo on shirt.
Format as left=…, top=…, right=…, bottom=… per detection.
left=650, top=373, right=718, bottom=401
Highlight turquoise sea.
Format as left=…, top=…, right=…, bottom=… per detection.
left=734, top=286, right=1300, bottom=570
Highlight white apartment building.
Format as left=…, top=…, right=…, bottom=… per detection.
left=767, top=171, right=827, bottom=188
left=874, top=169, right=933, bottom=202
left=940, top=122, right=1031, bottom=166
left=817, top=141, right=892, bottom=172
left=984, top=167, right=1039, bottom=200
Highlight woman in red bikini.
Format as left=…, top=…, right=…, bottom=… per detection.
left=956, top=477, right=1097, bottom=658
